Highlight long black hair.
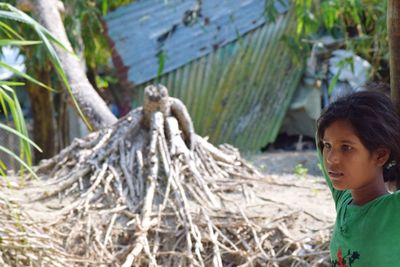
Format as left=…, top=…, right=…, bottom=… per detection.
left=316, top=88, right=400, bottom=187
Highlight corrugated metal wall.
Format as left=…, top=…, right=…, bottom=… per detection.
left=134, top=9, right=304, bottom=151
left=105, top=0, right=285, bottom=85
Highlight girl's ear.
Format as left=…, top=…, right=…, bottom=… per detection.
left=374, top=147, right=390, bottom=167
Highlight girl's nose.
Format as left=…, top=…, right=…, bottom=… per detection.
left=325, top=149, right=339, bottom=164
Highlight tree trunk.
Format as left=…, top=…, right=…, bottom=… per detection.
left=54, top=90, right=70, bottom=152
left=388, top=0, right=400, bottom=113
left=27, top=69, right=55, bottom=163
left=32, top=0, right=117, bottom=130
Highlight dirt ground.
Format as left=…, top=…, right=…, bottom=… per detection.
left=246, top=150, right=335, bottom=237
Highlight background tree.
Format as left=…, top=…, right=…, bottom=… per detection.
left=33, top=0, right=117, bottom=128
left=288, top=0, right=399, bottom=113
left=1, top=2, right=60, bottom=162
left=0, top=2, right=74, bottom=176
left=2, top=0, right=133, bottom=163
left=388, top=0, right=400, bottom=112
left=278, top=0, right=389, bottom=83
left=64, top=0, right=135, bottom=120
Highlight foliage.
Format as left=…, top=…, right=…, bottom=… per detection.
left=0, top=35, right=41, bottom=178
left=266, top=0, right=388, bottom=80
left=64, top=0, right=110, bottom=69
left=0, top=0, right=137, bottom=175
left=64, top=0, right=135, bottom=70
left=293, top=163, right=308, bottom=176
left=2, top=2, right=92, bottom=125
left=0, top=2, right=86, bottom=176
left=296, top=0, right=388, bottom=80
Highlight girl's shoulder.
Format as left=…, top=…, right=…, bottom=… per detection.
left=366, top=192, right=400, bottom=223
left=370, top=191, right=400, bottom=211
left=345, top=191, right=400, bottom=214
left=336, top=191, right=400, bottom=217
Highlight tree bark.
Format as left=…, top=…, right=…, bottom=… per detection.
left=27, top=69, right=55, bottom=163
left=54, top=90, right=70, bottom=151
left=32, top=0, right=117, bottom=130
left=388, top=0, right=400, bottom=113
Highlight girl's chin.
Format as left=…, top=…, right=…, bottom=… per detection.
left=331, top=181, right=348, bottom=191
left=332, top=185, right=348, bottom=191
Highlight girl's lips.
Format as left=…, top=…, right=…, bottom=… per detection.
left=328, top=171, right=344, bottom=179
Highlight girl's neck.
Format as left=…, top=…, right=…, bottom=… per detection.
left=351, top=179, right=389, bottom=206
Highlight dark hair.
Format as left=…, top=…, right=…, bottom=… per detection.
left=317, top=89, right=400, bottom=187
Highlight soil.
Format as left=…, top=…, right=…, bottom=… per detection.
left=246, top=150, right=335, bottom=237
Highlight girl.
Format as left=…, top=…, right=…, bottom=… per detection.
left=316, top=89, right=400, bottom=266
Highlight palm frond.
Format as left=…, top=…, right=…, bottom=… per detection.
left=0, top=146, right=39, bottom=179
left=0, top=2, right=91, bottom=128
left=0, top=123, right=41, bottom=152
left=0, top=62, right=54, bottom=91
left=0, top=84, right=33, bottom=167
left=0, top=39, right=41, bottom=46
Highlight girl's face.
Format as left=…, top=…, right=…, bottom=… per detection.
left=322, top=119, right=389, bottom=191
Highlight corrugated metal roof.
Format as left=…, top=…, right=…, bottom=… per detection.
left=105, top=0, right=304, bottom=151
left=105, top=0, right=289, bottom=85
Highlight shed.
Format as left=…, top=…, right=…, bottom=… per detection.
left=105, top=0, right=305, bottom=151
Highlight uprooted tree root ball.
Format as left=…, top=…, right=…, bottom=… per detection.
left=1, top=85, right=331, bottom=266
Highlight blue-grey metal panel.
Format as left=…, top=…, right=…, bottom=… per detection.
left=105, top=0, right=288, bottom=85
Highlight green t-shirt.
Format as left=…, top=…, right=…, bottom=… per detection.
left=317, top=148, right=400, bottom=266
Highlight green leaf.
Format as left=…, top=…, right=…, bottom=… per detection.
left=0, top=157, right=6, bottom=173
left=0, top=10, right=28, bottom=24
left=95, top=75, right=109, bottom=89
left=0, top=39, right=42, bottom=46
left=0, top=4, right=74, bottom=56
left=328, top=70, right=341, bottom=95
left=0, top=84, right=14, bottom=98
left=321, top=1, right=337, bottom=29
left=0, top=161, right=6, bottom=176
left=0, top=123, right=42, bottom=152
left=0, top=61, right=54, bottom=91
left=0, top=84, right=32, bottom=166
left=296, top=18, right=304, bottom=35
left=264, top=0, right=279, bottom=23
left=294, top=163, right=308, bottom=176
left=0, top=20, right=24, bottom=39
left=0, top=158, right=6, bottom=170
left=0, top=2, right=92, bottom=131
left=102, top=0, right=109, bottom=16
left=0, top=85, right=16, bottom=118
left=0, top=81, right=25, bottom=87
left=34, top=28, right=92, bottom=130
left=0, top=90, right=7, bottom=118
left=4, top=86, right=32, bottom=166
left=157, top=50, right=166, bottom=80
left=0, top=146, right=38, bottom=180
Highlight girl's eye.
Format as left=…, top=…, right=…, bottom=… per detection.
left=342, top=145, right=352, bottom=152
left=323, top=143, right=331, bottom=150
